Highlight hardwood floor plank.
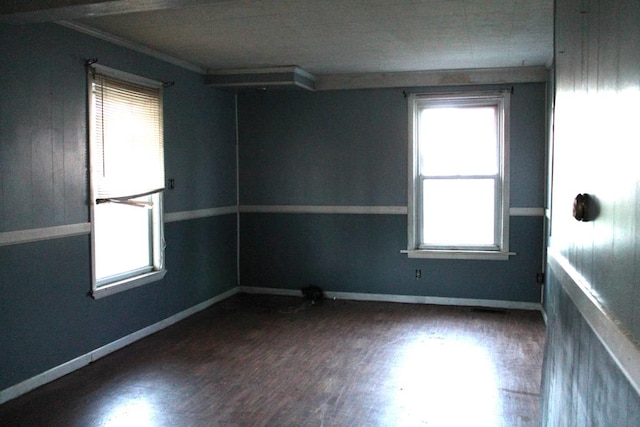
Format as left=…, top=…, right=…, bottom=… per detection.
left=0, top=294, right=545, bottom=426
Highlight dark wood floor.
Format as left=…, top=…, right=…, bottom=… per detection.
left=0, top=294, right=545, bottom=426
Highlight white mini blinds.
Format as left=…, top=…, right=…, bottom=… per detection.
left=90, top=66, right=164, bottom=203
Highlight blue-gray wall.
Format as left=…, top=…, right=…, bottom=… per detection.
left=0, top=23, right=238, bottom=391
left=238, top=84, right=546, bottom=302
left=0, top=15, right=563, bottom=407
left=541, top=0, right=640, bottom=424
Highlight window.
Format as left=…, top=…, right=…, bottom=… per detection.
left=407, top=91, right=511, bottom=260
left=88, top=64, right=166, bottom=298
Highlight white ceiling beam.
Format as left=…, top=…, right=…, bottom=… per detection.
left=0, top=0, right=228, bottom=24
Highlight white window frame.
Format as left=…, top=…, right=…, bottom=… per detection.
left=406, top=91, right=512, bottom=260
left=88, top=64, right=166, bottom=298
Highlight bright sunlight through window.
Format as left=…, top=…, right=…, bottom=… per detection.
left=407, top=91, right=510, bottom=260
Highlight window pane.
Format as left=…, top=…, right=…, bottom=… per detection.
left=419, top=106, right=498, bottom=176
left=94, top=196, right=152, bottom=283
left=422, top=179, right=496, bottom=247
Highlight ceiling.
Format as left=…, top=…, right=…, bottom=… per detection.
left=3, top=0, right=553, bottom=77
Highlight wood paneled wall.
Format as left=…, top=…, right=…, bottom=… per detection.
left=542, top=0, right=640, bottom=424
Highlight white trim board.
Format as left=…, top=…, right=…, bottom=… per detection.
left=164, top=205, right=237, bottom=223
left=0, top=206, right=238, bottom=247
left=0, top=223, right=91, bottom=247
left=0, top=205, right=549, bottom=246
left=540, top=307, right=548, bottom=325
left=239, top=286, right=541, bottom=311
left=239, top=205, right=407, bottom=215
left=510, top=207, right=545, bottom=216
left=239, top=205, right=545, bottom=217
left=57, top=21, right=205, bottom=74
left=0, top=287, right=240, bottom=405
left=549, top=250, right=640, bottom=396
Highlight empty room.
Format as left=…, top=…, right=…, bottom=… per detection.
left=1, top=0, right=639, bottom=425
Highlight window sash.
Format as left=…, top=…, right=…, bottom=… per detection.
left=418, top=175, right=502, bottom=250
left=93, top=194, right=155, bottom=285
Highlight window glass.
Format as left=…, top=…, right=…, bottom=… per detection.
left=93, top=195, right=153, bottom=284
left=419, top=106, right=498, bottom=176
left=422, top=179, right=496, bottom=247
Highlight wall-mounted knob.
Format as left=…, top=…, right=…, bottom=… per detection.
left=573, top=193, right=591, bottom=221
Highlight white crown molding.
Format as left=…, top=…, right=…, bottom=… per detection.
left=57, top=21, right=206, bottom=74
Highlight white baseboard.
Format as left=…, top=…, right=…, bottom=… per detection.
left=0, top=287, right=240, bottom=405
left=540, top=307, right=548, bottom=325
left=239, top=286, right=541, bottom=311
left=240, top=286, right=303, bottom=297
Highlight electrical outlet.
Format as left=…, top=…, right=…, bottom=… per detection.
left=415, top=269, right=422, bottom=279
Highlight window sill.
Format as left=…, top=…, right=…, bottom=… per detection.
left=402, top=250, right=515, bottom=260
left=92, top=269, right=167, bottom=299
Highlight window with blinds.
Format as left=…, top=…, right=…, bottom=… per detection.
left=88, top=64, right=166, bottom=298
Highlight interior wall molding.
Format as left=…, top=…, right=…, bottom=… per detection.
left=0, top=287, right=240, bottom=405
left=548, top=249, right=640, bottom=395
left=316, top=66, right=549, bottom=91
left=239, top=286, right=541, bottom=311
left=240, top=205, right=545, bottom=216
left=0, top=206, right=238, bottom=247
left=0, top=223, right=91, bottom=247
left=510, top=207, right=545, bottom=216
left=57, top=21, right=205, bottom=74
left=239, top=205, right=407, bottom=215
left=164, top=205, right=238, bottom=223
left=0, top=205, right=541, bottom=247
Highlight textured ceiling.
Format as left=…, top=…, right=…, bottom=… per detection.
left=1, top=0, right=553, bottom=75
left=69, top=0, right=552, bottom=75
